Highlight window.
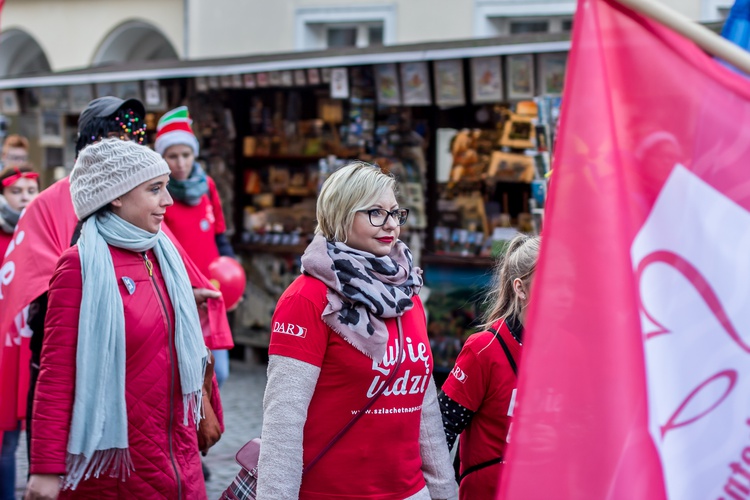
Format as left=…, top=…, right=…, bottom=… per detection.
left=490, top=16, right=573, bottom=36
left=474, top=1, right=576, bottom=37
left=295, top=6, right=395, bottom=50
left=510, top=20, right=550, bottom=34
left=323, top=22, right=384, bottom=48
left=369, top=25, right=384, bottom=46
left=327, top=27, right=358, bottom=48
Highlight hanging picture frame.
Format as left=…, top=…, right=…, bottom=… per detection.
left=280, top=71, right=294, bottom=87
left=195, top=77, right=209, bottom=93
left=243, top=74, right=257, bottom=89
left=144, top=80, right=162, bottom=108
left=506, top=54, right=535, bottom=100
left=433, top=59, right=465, bottom=107
left=256, top=72, right=270, bottom=87
left=374, top=63, right=401, bottom=106
left=471, top=56, right=503, bottom=104
left=400, top=62, right=431, bottom=106
left=294, top=69, right=307, bottom=86
left=330, top=68, right=349, bottom=99
left=500, top=114, right=536, bottom=149
left=143, top=80, right=167, bottom=111
left=321, top=67, right=332, bottom=84
left=1, top=90, right=20, bottom=115
left=268, top=71, right=282, bottom=86
left=538, top=52, right=568, bottom=96
left=220, top=75, right=233, bottom=88
left=307, top=68, right=321, bottom=85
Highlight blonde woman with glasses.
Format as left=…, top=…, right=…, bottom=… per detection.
left=256, top=162, right=456, bottom=500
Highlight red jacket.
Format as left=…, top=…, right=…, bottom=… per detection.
left=31, top=244, right=220, bottom=499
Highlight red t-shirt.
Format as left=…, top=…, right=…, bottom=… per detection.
left=269, top=275, right=431, bottom=500
left=163, top=177, right=226, bottom=277
left=440, top=319, right=520, bottom=500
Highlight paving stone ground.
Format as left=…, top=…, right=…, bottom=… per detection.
left=14, top=359, right=267, bottom=500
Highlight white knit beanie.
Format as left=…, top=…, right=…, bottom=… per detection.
left=70, top=138, right=171, bottom=220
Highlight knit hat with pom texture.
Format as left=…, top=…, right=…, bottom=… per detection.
left=70, top=138, right=170, bottom=220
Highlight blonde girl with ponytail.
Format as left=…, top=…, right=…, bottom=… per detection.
left=438, top=234, right=541, bottom=500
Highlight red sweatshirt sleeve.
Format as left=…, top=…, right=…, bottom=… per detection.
left=30, top=248, right=82, bottom=475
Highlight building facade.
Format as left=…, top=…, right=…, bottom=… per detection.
left=0, top=0, right=731, bottom=78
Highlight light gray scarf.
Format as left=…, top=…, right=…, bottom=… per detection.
left=0, top=195, right=20, bottom=234
left=65, top=212, right=207, bottom=490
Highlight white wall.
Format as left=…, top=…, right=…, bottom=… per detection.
left=187, top=0, right=473, bottom=58
left=187, top=0, right=291, bottom=58
left=655, top=0, right=702, bottom=20
left=397, top=0, right=472, bottom=44
left=2, top=0, right=183, bottom=71
left=1, top=0, right=721, bottom=72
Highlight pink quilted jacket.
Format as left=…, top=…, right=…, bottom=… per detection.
left=31, top=244, right=223, bottom=499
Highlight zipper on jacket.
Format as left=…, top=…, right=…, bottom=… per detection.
left=143, top=252, right=182, bottom=500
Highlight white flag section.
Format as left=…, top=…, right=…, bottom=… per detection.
left=633, top=164, right=750, bottom=500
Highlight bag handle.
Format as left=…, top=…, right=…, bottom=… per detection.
left=303, top=317, right=406, bottom=474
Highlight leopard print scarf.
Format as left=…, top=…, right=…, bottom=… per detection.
left=300, top=234, right=423, bottom=360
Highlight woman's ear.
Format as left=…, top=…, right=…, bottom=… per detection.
left=513, top=278, right=527, bottom=301
left=110, top=197, right=123, bottom=208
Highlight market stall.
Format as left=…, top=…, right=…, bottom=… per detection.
left=0, top=33, right=568, bottom=370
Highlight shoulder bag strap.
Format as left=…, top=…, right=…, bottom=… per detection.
left=303, top=317, right=406, bottom=474
left=488, top=326, right=517, bottom=376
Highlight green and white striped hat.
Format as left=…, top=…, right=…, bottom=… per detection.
left=154, top=106, right=200, bottom=156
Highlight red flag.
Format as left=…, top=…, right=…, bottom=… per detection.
left=0, top=178, right=74, bottom=429
left=0, top=177, right=233, bottom=428
left=500, top=1, right=750, bottom=498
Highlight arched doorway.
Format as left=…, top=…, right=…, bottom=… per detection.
left=0, top=29, right=52, bottom=77
left=92, top=20, right=179, bottom=66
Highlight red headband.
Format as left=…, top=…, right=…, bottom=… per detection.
left=2, top=169, right=39, bottom=188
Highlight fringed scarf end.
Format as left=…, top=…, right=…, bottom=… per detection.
left=184, top=389, right=204, bottom=429
left=64, top=448, right=134, bottom=490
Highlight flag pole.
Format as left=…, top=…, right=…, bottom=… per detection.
left=614, top=0, right=750, bottom=74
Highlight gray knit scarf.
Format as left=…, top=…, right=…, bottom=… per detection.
left=167, top=163, right=208, bottom=206
left=300, top=234, right=423, bottom=360
left=0, top=195, right=20, bottom=234
left=65, top=212, right=207, bottom=490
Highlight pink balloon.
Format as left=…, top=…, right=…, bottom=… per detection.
left=208, top=256, right=246, bottom=309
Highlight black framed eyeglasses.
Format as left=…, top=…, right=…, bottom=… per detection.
left=358, top=208, right=410, bottom=227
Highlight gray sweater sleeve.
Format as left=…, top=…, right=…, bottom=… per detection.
left=419, top=377, right=459, bottom=499
left=256, top=354, right=320, bottom=500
